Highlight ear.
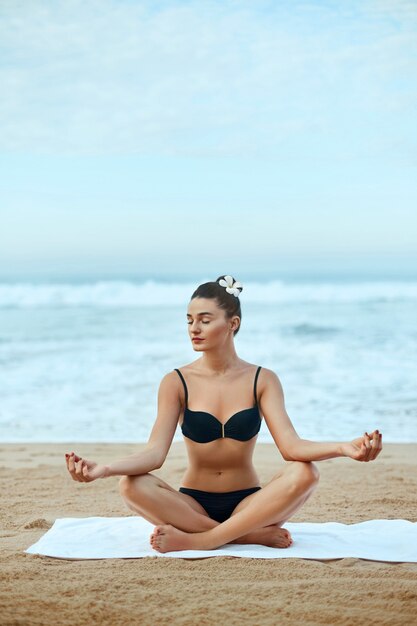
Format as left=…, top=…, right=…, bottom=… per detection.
left=231, top=316, right=240, bottom=332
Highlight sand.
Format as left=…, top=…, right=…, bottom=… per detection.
left=1, top=441, right=417, bottom=626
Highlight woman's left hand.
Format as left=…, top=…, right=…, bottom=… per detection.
left=340, top=430, right=382, bottom=461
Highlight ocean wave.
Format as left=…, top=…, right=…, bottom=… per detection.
left=0, top=279, right=417, bottom=308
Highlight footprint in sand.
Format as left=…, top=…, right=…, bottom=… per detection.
left=22, top=518, right=52, bottom=530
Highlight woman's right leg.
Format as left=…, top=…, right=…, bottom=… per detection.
left=119, top=473, right=220, bottom=532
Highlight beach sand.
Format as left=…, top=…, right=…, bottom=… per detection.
left=1, top=442, right=416, bottom=625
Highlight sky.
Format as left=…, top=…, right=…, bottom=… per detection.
left=1, top=0, right=416, bottom=281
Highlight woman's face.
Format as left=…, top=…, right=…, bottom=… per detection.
left=186, top=297, right=237, bottom=350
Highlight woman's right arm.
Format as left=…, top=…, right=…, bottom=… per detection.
left=104, top=371, right=182, bottom=477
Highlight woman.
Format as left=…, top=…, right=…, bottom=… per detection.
left=65, top=274, right=383, bottom=554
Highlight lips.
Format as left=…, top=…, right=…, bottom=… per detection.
left=192, top=338, right=204, bottom=342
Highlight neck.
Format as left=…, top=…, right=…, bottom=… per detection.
left=198, top=343, right=240, bottom=375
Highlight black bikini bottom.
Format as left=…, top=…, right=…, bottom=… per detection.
left=179, top=486, right=262, bottom=523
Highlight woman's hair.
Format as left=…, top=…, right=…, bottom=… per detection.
left=190, top=275, right=243, bottom=336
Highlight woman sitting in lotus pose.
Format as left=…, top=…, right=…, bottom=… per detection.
left=65, top=274, right=383, bottom=553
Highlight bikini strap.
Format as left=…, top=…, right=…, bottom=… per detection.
left=174, top=369, right=188, bottom=408
left=253, top=366, right=262, bottom=405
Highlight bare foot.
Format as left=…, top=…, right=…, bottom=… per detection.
left=149, top=524, right=293, bottom=553
left=235, top=524, right=293, bottom=548
left=150, top=524, right=200, bottom=553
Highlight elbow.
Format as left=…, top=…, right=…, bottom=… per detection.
left=282, top=436, right=302, bottom=462
left=280, top=445, right=293, bottom=461
left=282, top=444, right=299, bottom=462
left=146, top=445, right=165, bottom=470
left=154, top=456, right=165, bottom=469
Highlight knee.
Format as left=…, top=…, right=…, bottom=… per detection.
left=118, top=474, right=151, bottom=497
left=119, top=476, right=130, bottom=495
left=287, top=461, right=320, bottom=494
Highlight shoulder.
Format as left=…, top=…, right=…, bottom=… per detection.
left=258, top=366, right=280, bottom=380
left=162, top=368, right=192, bottom=382
left=159, top=370, right=184, bottom=392
left=257, top=367, right=284, bottom=398
left=156, top=370, right=187, bottom=407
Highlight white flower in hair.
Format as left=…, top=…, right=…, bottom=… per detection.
left=218, top=275, right=242, bottom=297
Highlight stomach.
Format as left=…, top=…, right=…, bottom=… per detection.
left=180, top=436, right=261, bottom=492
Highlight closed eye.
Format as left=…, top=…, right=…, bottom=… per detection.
left=187, top=321, right=210, bottom=324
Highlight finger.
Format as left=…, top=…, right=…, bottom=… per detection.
left=374, top=432, right=383, bottom=457
left=366, top=432, right=374, bottom=460
left=79, top=460, right=86, bottom=482
left=79, top=460, right=87, bottom=482
left=368, top=431, right=381, bottom=458
left=68, top=452, right=76, bottom=475
left=71, top=457, right=81, bottom=481
left=368, top=431, right=378, bottom=461
left=82, top=461, right=89, bottom=481
left=75, top=458, right=84, bottom=478
left=366, top=431, right=377, bottom=460
left=363, top=433, right=372, bottom=461
left=369, top=430, right=380, bottom=460
left=65, top=452, right=76, bottom=468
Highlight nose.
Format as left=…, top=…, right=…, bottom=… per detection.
left=189, top=321, right=201, bottom=333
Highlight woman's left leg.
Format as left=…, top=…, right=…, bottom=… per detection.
left=151, top=461, right=320, bottom=553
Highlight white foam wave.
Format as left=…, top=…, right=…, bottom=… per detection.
left=0, top=279, right=416, bottom=308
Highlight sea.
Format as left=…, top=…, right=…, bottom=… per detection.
left=1, top=275, right=416, bottom=443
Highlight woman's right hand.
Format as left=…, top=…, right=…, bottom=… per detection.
left=65, top=452, right=108, bottom=482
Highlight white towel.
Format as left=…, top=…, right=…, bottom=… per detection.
left=24, top=517, right=417, bottom=562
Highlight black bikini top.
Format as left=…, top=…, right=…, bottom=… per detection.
left=173, top=366, right=262, bottom=443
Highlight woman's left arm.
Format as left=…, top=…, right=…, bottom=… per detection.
left=260, top=369, right=383, bottom=462
left=286, top=431, right=382, bottom=462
